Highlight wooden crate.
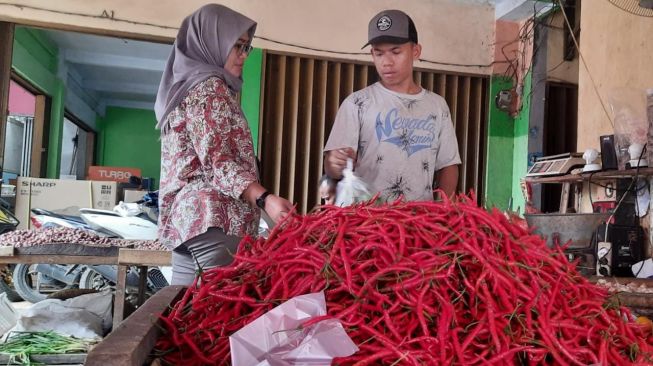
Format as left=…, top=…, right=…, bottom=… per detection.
left=591, top=277, right=653, bottom=309
left=0, top=353, right=86, bottom=365
left=85, top=285, right=185, bottom=366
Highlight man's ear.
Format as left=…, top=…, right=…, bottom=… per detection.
left=413, top=43, right=422, bottom=60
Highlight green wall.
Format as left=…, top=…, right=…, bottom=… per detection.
left=96, top=107, right=161, bottom=185
left=12, top=29, right=265, bottom=183
left=511, top=71, right=533, bottom=213
left=241, top=47, right=263, bottom=153
left=484, top=76, right=515, bottom=210
left=484, top=72, right=533, bottom=213
left=11, top=27, right=65, bottom=178
left=96, top=48, right=264, bottom=189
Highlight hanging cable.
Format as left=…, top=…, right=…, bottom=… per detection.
left=556, top=0, right=615, bottom=128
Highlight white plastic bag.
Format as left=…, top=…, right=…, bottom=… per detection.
left=229, top=292, right=358, bottom=366
left=10, top=290, right=113, bottom=340
left=607, top=88, right=649, bottom=170
left=0, top=293, right=18, bottom=337
left=113, top=201, right=143, bottom=217
left=335, top=159, right=371, bottom=207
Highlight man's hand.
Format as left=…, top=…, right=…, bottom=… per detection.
left=324, top=148, right=357, bottom=179
left=264, top=194, right=294, bottom=223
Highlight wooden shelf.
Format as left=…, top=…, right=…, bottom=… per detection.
left=524, top=167, right=653, bottom=184
left=118, top=248, right=171, bottom=266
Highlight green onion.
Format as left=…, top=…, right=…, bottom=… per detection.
left=0, top=331, right=94, bottom=365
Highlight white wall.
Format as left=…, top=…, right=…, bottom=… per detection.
left=577, top=0, right=653, bottom=151
left=0, top=0, right=496, bottom=75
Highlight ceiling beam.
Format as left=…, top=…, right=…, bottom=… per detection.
left=495, top=0, right=528, bottom=19
left=103, top=99, right=155, bottom=112
left=497, top=0, right=555, bottom=21
left=83, top=80, right=158, bottom=96
left=63, top=49, right=166, bottom=72
left=66, top=65, right=100, bottom=106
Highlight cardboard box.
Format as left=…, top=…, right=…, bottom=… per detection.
left=15, top=177, right=117, bottom=229
left=88, top=166, right=142, bottom=183
left=123, top=189, right=147, bottom=203
left=92, top=182, right=119, bottom=210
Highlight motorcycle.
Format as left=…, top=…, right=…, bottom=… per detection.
left=11, top=205, right=169, bottom=304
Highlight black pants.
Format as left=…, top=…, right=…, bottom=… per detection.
left=170, top=227, right=241, bottom=286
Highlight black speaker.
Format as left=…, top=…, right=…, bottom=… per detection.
left=600, top=135, right=618, bottom=170
left=594, top=223, right=645, bottom=277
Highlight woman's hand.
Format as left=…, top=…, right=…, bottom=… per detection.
left=264, top=194, right=294, bottom=223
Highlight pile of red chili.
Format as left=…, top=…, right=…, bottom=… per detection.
left=155, top=194, right=652, bottom=365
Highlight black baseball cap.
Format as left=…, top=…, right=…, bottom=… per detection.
left=362, top=9, right=418, bottom=49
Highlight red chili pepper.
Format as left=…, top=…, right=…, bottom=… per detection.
left=154, top=193, right=652, bottom=365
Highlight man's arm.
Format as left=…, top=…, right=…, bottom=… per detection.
left=323, top=96, right=360, bottom=179
left=436, top=164, right=459, bottom=198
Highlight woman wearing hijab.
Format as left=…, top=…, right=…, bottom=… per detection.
left=155, top=4, right=293, bottom=286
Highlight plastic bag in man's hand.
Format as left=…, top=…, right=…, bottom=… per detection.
left=335, top=159, right=372, bottom=207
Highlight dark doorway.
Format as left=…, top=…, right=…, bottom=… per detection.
left=541, top=82, right=578, bottom=213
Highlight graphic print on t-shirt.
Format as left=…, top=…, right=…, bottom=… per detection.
left=374, top=106, right=437, bottom=157
left=386, top=175, right=411, bottom=200
left=323, top=82, right=461, bottom=202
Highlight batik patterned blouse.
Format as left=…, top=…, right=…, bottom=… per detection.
left=158, top=77, right=259, bottom=249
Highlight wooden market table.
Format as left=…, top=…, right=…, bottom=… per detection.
left=0, top=245, right=171, bottom=329
left=113, top=249, right=172, bottom=328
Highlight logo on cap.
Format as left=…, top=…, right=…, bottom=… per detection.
left=377, top=15, right=392, bottom=31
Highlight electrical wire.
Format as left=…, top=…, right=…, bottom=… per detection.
left=588, top=171, right=596, bottom=209
left=599, top=143, right=647, bottom=275
left=256, top=35, right=497, bottom=68
left=253, top=35, right=367, bottom=56
left=556, top=0, right=615, bottom=128
left=498, top=2, right=559, bottom=110
left=519, top=0, right=585, bottom=108
left=68, top=132, right=78, bottom=176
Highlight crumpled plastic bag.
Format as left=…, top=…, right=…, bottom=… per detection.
left=0, top=293, right=18, bottom=337
left=229, top=291, right=358, bottom=366
left=10, top=290, right=113, bottom=340
left=335, top=159, right=372, bottom=207
left=632, top=258, right=653, bottom=278
left=113, top=201, right=143, bottom=217
left=608, top=88, right=650, bottom=169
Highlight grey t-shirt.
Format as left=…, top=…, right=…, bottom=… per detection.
left=325, top=82, right=461, bottom=202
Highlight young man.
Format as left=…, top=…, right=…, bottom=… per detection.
left=324, top=9, right=461, bottom=201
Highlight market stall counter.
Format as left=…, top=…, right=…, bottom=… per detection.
left=0, top=244, right=171, bottom=330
